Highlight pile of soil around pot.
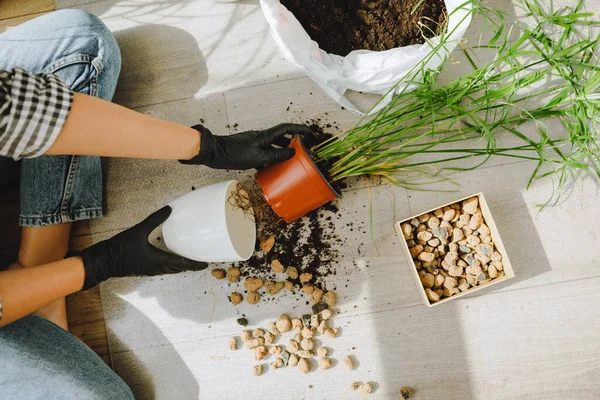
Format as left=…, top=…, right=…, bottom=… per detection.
left=279, top=0, right=447, bottom=56
left=233, top=125, right=346, bottom=298
left=233, top=203, right=344, bottom=297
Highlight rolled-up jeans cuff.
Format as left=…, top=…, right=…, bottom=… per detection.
left=0, top=10, right=122, bottom=228
left=19, top=208, right=103, bottom=227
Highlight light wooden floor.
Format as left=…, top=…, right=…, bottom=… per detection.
left=0, top=0, right=111, bottom=366
left=5, top=0, right=600, bottom=399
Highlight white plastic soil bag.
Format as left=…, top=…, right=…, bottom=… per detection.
left=260, top=0, right=472, bottom=116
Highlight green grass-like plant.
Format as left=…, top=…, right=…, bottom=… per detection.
left=314, top=0, right=600, bottom=205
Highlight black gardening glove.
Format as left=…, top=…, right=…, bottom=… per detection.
left=73, top=206, right=208, bottom=290
left=180, top=123, right=312, bottom=170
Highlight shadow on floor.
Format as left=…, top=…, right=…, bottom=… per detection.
left=111, top=23, right=208, bottom=108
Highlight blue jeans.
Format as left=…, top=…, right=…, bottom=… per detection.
left=0, top=10, right=133, bottom=399
left=0, top=315, right=133, bottom=399
left=0, top=9, right=121, bottom=226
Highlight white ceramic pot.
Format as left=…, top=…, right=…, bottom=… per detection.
left=162, top=180, right=256, bottom=262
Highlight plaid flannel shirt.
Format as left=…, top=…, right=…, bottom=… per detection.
left=0, top=68, right=73, bottom=160
left=0, top=69, right=73, bottom=320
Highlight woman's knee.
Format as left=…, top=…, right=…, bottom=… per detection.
left=48, top=10, right=121, bottom=100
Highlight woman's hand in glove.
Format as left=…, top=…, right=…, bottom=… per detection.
left=180, top=123, right=312, bottom=170
left=73, top=206, right=208, bottom=290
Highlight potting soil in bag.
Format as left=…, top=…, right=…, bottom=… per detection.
left=260, top=0, right=472, bottom=116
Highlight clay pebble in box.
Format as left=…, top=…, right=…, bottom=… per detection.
left=395, top=193, right=515, bottom=306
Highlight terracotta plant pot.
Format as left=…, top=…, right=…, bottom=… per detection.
left=255, top=137, right=340, bottom=223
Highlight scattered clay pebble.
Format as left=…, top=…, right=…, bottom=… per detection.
left=319, top=357, right=332, bottom=370
left=229, top=292, right=242, bottom=305
left=311, top=288, right=324, bottom=304
left=302, top=284, right=315, bottom=294
left=268, top=322, right=279, bottom=335
left=292, top=318, right=303, bottom=331
left=297, top=350, right=313, bottom=358
left=323, top=291, right=337, bottom=307
left=284, top=280, right=294, bottom=290
left=317, top=348, right=328, bottom=357
left=311, top=313, right=320, bottom=328
left=253, top=328, right=264, bottom=338
left=226, top=267, right=240, bottom=283
left=301, top=338, right=315, bottom=351
left=246, top=292, right=260, bottom=304
left=245, top=277, right=264, bottom=292
left=359, top=383, right=372, bottom=396
left=302, top=327, right=315, bottom=339
left=254, top=346, right=268, bottom=361
left=276, top=314, right=292, bottom=333
left=270, top=259, right=285, bottom=273
left=287, top=339, right=299, bottom=353
left=254, top=364, right=263, bottom=376
left=400, top=386, right=414, bottom=399
left=264, top=332, right=275, bottom=344
left=265, top=281, right=284, bottom=295
left=241, top=330, right=251, bottom=342
left=229, top=337, right=237, bottom=351
left=269, top=345, right=283, bottom=356
left=211, top=269, right=225, bottom=279
left=343, top=355, right=354, bottom=371
left=312, top=302, right=329, bottom=314
left=299, top=272, right=313, bottom=284
left=294, top=332, right=303, bottom=343
left=237, top=318, right=248, bottom=326
left=271, top=358, right=284, bottom=369
left=286, top=266, right=298, bottom=280
left=352, top=382, right=360, bottom=390
left=321, top=309, right=333, bottom=320
left=288, top=353, right=299, bottom=367
left=260, top=236, right=275, bottom=253
left=298, top=358, right=310, bottom=373
left=318, top=320, right=328, bottom=335
left=463, top=197, right=479, bottom=214
left=324, top=328, right=338, bottom=338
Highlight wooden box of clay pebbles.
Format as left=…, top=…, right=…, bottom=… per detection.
left=395, top=193, right=515, bottom=307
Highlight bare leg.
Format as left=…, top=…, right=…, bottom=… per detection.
left=16, top=223, right=72, bottom=330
